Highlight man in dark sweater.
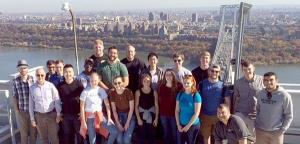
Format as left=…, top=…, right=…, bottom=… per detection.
left=57, top=64, right=84, bottom=144
left=121, top=44, right=146, bottom=93
left=214, top=104, right=253, bottom=144
left=89, top=39, right=107, bottom=70
left=192, top=51, right=211, bottom=86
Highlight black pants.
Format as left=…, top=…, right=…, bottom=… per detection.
left=61, top=114, right=84, bottom=144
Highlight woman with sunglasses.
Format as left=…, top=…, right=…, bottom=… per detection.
left=175, top=75, right=202, bottom=144
left=135, top=73, right=159, bottom=144
left=109, top=76, right=135, bottom=144
left=157, top=69, right=183, bottom=144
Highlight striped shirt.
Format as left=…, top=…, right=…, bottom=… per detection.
left=29, top=81, right=61, bottom=121
left=11, top=75, right=34, bottom=111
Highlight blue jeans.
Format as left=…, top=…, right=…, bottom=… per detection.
left=87, top=117, right=118, bottom=144
left=62, top=114, right=84, bottom=144
left=178, top=124, right=200, bottom=144
left=116, top=112, right=135, bottom=144
left=160, top=116, right=179, bottom=144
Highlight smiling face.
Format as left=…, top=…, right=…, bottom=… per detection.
left=18, top=66, right=28, bottom=77
left=142, top=75, right=151, bottom=88
left=217, top=106, right=230, bottom=122
left=126, top=45, right=136, bottom=61
left=263, top=75, right=278, bottom=92
left=173, top=56, right=183, bottom=69
left=165, top=71, right=174, bottom=82
left=148, top=55, right=158, bottom=68
left=200, top=55, right=210, bottom=69
left=90, top=73, right=100, bottom=87
left=84, top=61, right=93, bottom=73
left=35, top=68, right=46, bottom=85
left=208, top=66, right=220, bottom=80
left=47, top=64, right=56, bottom=74
left=183, top=77, right=194, bottom=91
left=113, top=77, right=123, bottom=89
left=108, top=48, right=118, bottom=62
left=63, top=67, right=74, bottom=81
left=94, top=43, right=104, bottom=56
left=56, top=62, right=64, bottom=76
left=242, top=64, right=255, bottom=80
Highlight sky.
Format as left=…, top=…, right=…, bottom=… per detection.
left=1, top=0, right=300, bottom=13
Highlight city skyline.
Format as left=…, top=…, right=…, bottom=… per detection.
left=1, top=0, right=300, bottom=13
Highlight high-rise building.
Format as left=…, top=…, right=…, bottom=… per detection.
left=159, top=12, right=169, bottom=21
left=159, top=25, right=168, bottom=38
left=160, top=12, right=164, bottom=20
left=148, top=12, right=154, bottom=22
left=192, top=13, right=198, bottom=22
left=76, top=18, right=82, bottom=26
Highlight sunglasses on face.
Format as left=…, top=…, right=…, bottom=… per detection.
left=267, top=91, right=272, bottom=99
left=36, top=74, right=45, bottom=77
left=210, top=70, right=220, bottom=73
left=114, top=81, right=122, bottom=85
left=173, top=59, right=182, bottom=63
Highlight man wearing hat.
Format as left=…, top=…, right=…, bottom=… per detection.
left=11, top=59, right=37, bottom=144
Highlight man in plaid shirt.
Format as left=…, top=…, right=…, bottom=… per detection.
left=11, top=60, right=37, bottom=144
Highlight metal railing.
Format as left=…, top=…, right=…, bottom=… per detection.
left=0, top=90, right=16, bottom=144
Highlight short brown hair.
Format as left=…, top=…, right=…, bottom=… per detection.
left=173, top=53, right=185, bottom=60
left=46, top=60, right=55, bottom=66
left=209, top=64, right=221, bottom=71
left=55, top=59, right=64, bottom=65
left=108, top=46, right=118, bottom=52
left=218, top=103, right=230, bottom=110
left=200, top=51, right=211, bottom=58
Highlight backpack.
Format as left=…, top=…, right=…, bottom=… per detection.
left=178, top=91, right=196, bottom=102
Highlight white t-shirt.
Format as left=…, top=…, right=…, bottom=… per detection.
left=172, top=66, right=192, bottom=84
left=80, top=86, right=107, bottom=114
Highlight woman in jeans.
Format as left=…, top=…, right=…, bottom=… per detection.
left=175, top=75, right=202, bottom=144
left=135, top=73, right=159, bottom=144
left=157, top=69, right=182, bottom=144
left=109, top=76, right=135, bottom=144
left=79, top=72, right=118, bottom=144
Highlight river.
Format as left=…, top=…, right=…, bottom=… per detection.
left=0, top=47, right=300, bottom=83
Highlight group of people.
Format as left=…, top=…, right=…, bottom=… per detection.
left=11, top=39, right=293, bottom=144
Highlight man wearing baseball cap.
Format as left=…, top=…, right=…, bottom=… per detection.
left=11, top=59, right=37, bottom=144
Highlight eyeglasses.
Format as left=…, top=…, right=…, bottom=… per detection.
left=173, top=59, right=182, bottom=63
left=114, top=81, right=122, bottom=85
left=48, top=66, right=55, bottom=69
left=36, top=74, right=45, bottom=77
left=210, top=70, right=220, bottom=73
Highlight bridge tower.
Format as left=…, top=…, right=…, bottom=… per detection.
left=211, top=2, right=252, bottom=85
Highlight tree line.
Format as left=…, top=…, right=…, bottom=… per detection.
left=0, top=24, right=299, bottom=65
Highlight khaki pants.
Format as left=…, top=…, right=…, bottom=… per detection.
left=200, top=114, right=219, bottom=138
left=34, top=111, right=59, bottom=144
left=256, top=128, right=283, bottom=144
left=16, top=110, right=37, bottom=144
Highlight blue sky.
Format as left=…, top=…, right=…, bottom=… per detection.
left=1, top=0, right=300, bottom=13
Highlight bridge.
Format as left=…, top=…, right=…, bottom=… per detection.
left=0, top=2, right=299, bottom=144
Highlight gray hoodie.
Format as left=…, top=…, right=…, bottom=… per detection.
left=255, top=86, right=293, bottom=133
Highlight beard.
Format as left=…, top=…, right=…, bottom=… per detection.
left=109, top=56, right=116, bottom=61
